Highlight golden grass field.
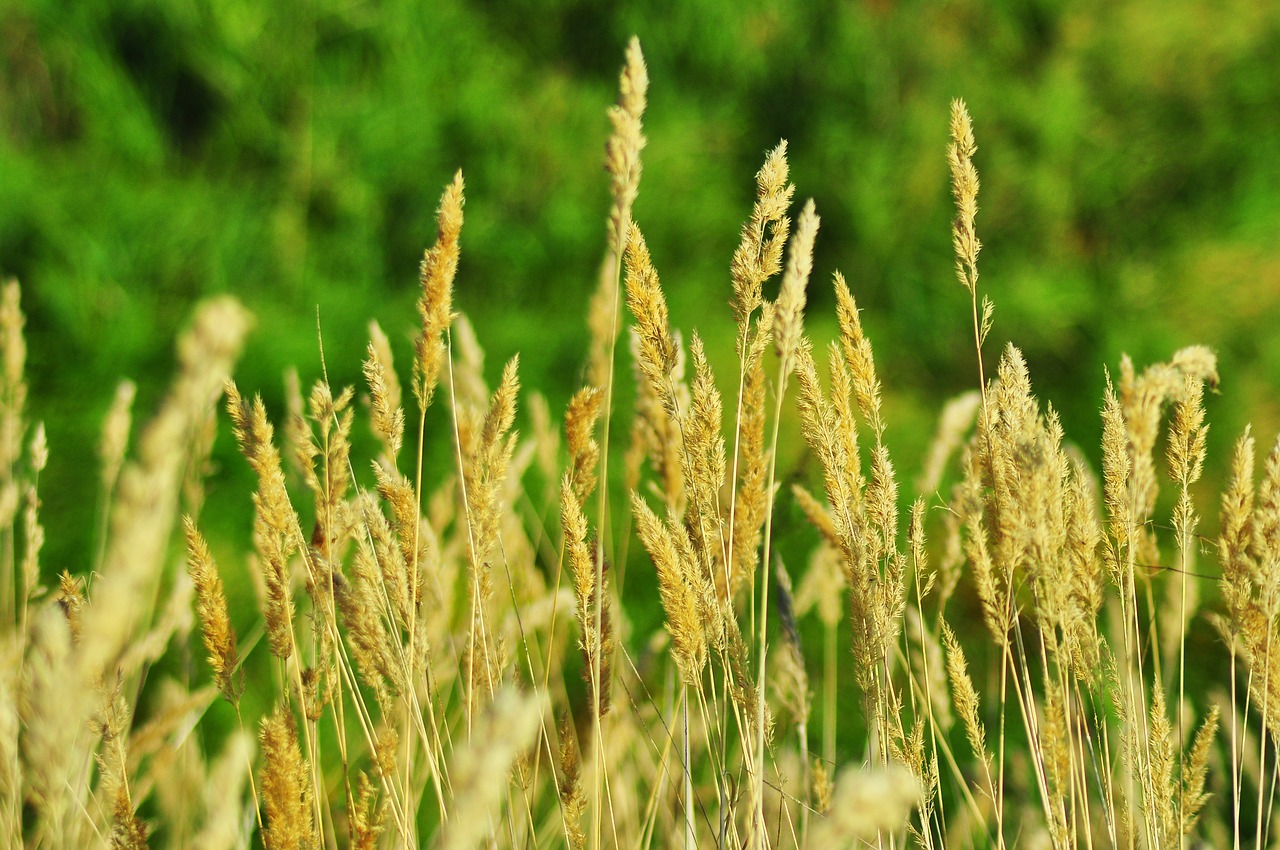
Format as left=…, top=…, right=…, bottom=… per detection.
left=3, top=38, right=1278, bottom=849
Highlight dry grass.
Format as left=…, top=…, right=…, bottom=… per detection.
left=1, top=38, right=1278, bottom=850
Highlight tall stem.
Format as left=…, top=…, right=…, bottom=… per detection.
left=754, top=355, right=794, bottom=847
left=683, top=685, right=695, bottom=850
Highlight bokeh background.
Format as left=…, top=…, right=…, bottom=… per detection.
left=2, top=0, right=1280, bottom=573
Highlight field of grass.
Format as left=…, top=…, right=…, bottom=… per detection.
left=3, top=34, right=1280, bottom=848
left=6, top=0, right=1280, bottom=581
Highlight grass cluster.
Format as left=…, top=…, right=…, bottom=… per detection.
left=3, top=38, right=1279, bottom=849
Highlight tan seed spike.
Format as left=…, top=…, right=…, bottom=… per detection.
left=834, top=272, right=884, bottom=439
left=631, top=493, right=706, bottom=684
left=565, top=386, right=605, bottom=505
left=1171, top=344, right=1219, bottom=389
left=586, top=260, right=620, bottom=392
left=605, top=37, right=648, bottom=255
left=1168, top=374, right=1208, bottom=488
left=440, top=688, right=544, bottom=850
left=0, top=280, right=26, bottom=477
left=626, top=326, right=685, bottom=511
left=732, top=140, right=794, bottom=324
left=561, top=477, right=596, bottom=667
left=731, top=326, right=771, bottom=591
left=685, top=333, right=727, bottom=567
left=99, top=380, right=135, bottom=497
left=225, top=380, right=298, bottom=662
left=364, top=321, right=405, bottom=461
left=183, top=517, right=241, bottom=703
left=481, top=356, right=520, bottom=469
left=1219, top=427, right=1254, bottom=577
left=806, top=764, right=921, bottom=845
left=23, top=607, right=75, bottom=846
left=80, top=297, right=249, bottom=683
left=917, top=390, right=981, bottom=496
left=414, top=170, right=464, bottom=412
left=368, top=319, right=402, bottom=414
left=942, top=621, right=988, bottom=762
left=948, top=99, right=981, bottom=297
left=1181, top=706, right=1219, bottom=834
left=557, top=715, right=587, bottom=850
left=624, top=225, right=678, bottom=400
left=259, top=707, right=317, bottom=850
left=773, top=199, right=819, bottom=368
left=1100, top=374, right=1133, bottom=569
left=791, top=483, right=840, bottom=550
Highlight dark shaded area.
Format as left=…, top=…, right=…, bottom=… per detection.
left=108, top=5, right=224, bottom=156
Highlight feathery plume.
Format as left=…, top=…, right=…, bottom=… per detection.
left=730, top=309, right=772, bottom=593
left=625, top=326, right=685, bottom=511
left=773, top=199, right=819, bottom=369
left=565, top=387, right=605, bottom=505
left=440, top=688, right=544, bottom=850
left=558, top=716, right=587, bottom=850
left=806, top=764, right=920, bottom=845
left=190, top=731, right=253, bottom=850
left=685, top=334, right=726, bottom=571
left=625, top=226, right=679, bottom=404
left=605, top=37, right=648, bottom=256
left=22, top=607, right=76, bottom=847
left=365, top=320, right=405, bottom=462
left=282, top=368, right=315, bottom=489
left=305, top=379, right=355, bottom=556
left=794, top=542, right=845, bottom=629
left=792, top=483, right=840, bottom=551
left=81, top=298, right=249, bottom=682
left=1181, top=706, right=1219, bottom=835
left=414, top=171, right=464, bottom=413
left=731, top=141, right=794, bottom=324
left=225, top=381, right=299, bottom=662
left=948, top=100, right=981, bottom=299
left=461, top=357, right=521, bottom=710
left=834, top=273, right=884, bottom=438
left=110, top=781, right=149, bottom=850
left=1117, top=347, right=1218, bottom=567
left=918, top=391, right=981, bottom=496
left=55, top=570, right=84, bottom=641
left=183, top=517, right=241, bottom=703
left=584, top=37, right=647, bottom=394
left=337, top=503, right=404, bottom=710
left=0, top=280, right=26, bottom=480
left=259, top=708, right=316, bottom=850
left=631, top=494, right=707, bottom=684
left=373, top=460, right=435, bottom=616
left=20, top=430, right=44, bottom=605
left=562, top=478, right=600, bottom=684
left=100, top=380, right=136, bottom=499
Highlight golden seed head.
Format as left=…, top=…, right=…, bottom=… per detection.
left=414, top=171, right=465, bottom=412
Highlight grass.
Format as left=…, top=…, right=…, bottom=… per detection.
left=2, top=37, right=1279, bottom=849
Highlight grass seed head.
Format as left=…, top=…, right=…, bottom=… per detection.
left=414, top=171, right=464, bottom=413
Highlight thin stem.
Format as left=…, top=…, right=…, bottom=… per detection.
left=683, top=685, right=695, bottom=850
left=754, top=352, right=794, bottom=848
left=587, top=206, right=630, bottom=850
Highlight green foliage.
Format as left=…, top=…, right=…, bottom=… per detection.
left=3, top=0, right=1280, bottom=572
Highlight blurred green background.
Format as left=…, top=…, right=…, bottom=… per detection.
left=2, top=0, right=1280, bottom=575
